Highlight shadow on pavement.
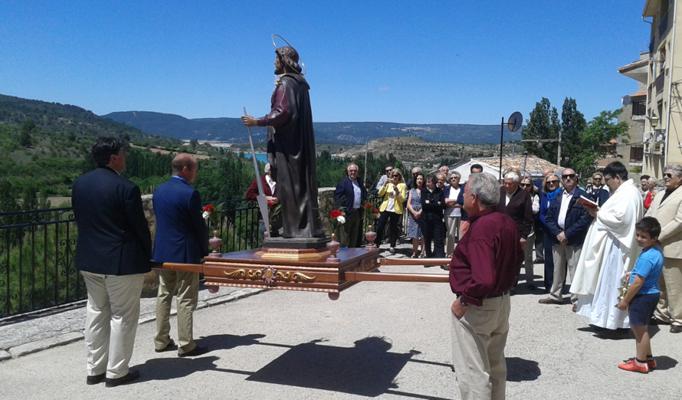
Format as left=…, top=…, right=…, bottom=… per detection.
left=653, top=355, right=678, bottom=370
left=246, top=336, right=447, bottom=399
left=135, top=335, right=451, bottom=399
left=198, top=333, right=266, bottom=350
left=577, top=326, right=632, bottom=340
left=136, top=355, right=231, bottom=382
left=506, top=357, right=541, bottom=381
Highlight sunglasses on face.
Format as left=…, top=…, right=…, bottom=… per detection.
left=562, top=174, right=576, bottom=180
left=520, top=183, right=531, bottom=188
left=547, top=180, right=559, bottom=184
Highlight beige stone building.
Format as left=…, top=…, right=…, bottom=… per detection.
left=641, top=0, right=682, bottom=177
left=618, top=53, right=648, bottom=172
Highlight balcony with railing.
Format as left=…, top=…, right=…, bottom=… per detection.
left=0, top=204, right=263, bottom=318
left=1, top=195, right=385, bottom=319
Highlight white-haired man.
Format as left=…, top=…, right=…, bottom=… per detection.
left=498, top=171, right=533, bottom=246
left=449, top=172, right=523, bottom=400
left=334, top=162, right=368, bottom=247
left=645, top=164, right=682, bottom=333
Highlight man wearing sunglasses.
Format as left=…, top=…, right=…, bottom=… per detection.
left=540, top=169, right=593, bottom=306
left=644, top=165, right=682, bottom=333
left=586, top=172, right=609, bottom=207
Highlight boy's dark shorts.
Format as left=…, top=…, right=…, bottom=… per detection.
left=629, top=293, right=660, bottom=326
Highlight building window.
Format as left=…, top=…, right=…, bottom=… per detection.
left=632, top=99, right=646, bottom=116
left=630, top=146, right=644, bottom=162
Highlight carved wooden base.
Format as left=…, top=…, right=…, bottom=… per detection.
left=199, top=247, right=380, bottom=295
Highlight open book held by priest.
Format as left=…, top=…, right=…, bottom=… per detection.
left=577, top=195, right=598, bottom=209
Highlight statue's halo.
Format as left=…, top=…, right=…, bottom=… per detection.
left=271, top=34, right=294, bottom=50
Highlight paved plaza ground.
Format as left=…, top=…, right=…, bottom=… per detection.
left=0, top=262, right=681, bottom=399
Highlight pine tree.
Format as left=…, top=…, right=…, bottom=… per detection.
left=523, top=98, right=560, bottom=162
left=560, top=98, right=587, bottom=168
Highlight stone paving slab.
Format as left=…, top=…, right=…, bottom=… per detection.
left=0, top=285, right=265, bottom=360
left=0, top=241, right=427, bottom=361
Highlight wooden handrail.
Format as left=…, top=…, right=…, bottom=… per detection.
left=345, top=271, right=449, bottom=283
left=378, top=258, right=451, bottom=266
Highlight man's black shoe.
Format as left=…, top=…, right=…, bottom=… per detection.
left=105, top=370, right=140, bottom=387
left=155, top=339, right=177, bottom=353
left=178, top=345, right=209, bottom=357
left=671, top=325, right=682, bottom=333
left=86, top=373, right=105, bottom=385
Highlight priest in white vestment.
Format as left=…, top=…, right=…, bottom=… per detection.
left=570, top=162, right=643, bottom=329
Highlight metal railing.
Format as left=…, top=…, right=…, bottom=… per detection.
left=0, top=208, right=78, bottom=318
left=0, top=203, right=261, bottom=319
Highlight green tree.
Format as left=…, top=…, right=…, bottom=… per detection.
left=523, top=98, right=560, bottom=162
left=572, top=110, right=629, bottom=177
left=560, top=97, right=587, bottom=168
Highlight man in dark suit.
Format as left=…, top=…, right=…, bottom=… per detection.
left=72, top=137, right=151, bottom=387
left=153, top=154, right=209, bottom=357
left=498, top=171, right=533, bottom=289
left=334, top=162, right=368, bottom=247
left=539, top=168, right=593, bottom=305
left=498, top=171, right=533, bottom=243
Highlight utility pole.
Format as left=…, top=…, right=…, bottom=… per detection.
left=557, top=128, right=562, bottom=166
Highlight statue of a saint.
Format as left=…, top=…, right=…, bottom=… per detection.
left=242, top=45, right=326, bottom=247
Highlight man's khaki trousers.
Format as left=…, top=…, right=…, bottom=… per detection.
left=155, top=270, right=200, bottom=354
left=451, top=294, right=510, bottom=400
left=81, top=271, right=144, bottom=379
left=654, top=257, right=682, bottom=327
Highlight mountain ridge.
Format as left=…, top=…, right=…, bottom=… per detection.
left=104, top=110, right=523, bottom=144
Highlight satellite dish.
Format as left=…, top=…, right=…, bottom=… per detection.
left=507, top=111, right=523, bottom=132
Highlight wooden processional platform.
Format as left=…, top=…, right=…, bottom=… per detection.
left=159, top=246, right=451, bottom=299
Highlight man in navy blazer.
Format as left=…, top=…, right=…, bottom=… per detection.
left=73, top=136, right=151, bottom=387
left=153, top=154, right=209, bottom=357
left=539, top=168, right=593, bottom=305
left=334, top=162, right=368, bottom=247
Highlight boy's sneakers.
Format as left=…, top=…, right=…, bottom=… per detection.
left=621, top=357, right=657, bottom=370
left=618, top=358, right=651, bottom=373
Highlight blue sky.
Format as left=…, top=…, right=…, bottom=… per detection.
left=0, top=1, right=650, bottom=124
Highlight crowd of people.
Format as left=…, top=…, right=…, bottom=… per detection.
left=71, top=134, right=679, bottom=397
left=331, top=158, right=681, bottom=397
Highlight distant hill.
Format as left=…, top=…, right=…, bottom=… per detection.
left=0, top=94, right=183, bottom=197
left=104, top=111, right=523, bottom=144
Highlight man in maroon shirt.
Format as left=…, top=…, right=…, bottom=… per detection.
left=449, top=172, right=523, bottom=400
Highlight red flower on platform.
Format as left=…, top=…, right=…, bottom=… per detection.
left=329, top=209, right=344, bottom=219
left=202, top=204, right=215, bottom=213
